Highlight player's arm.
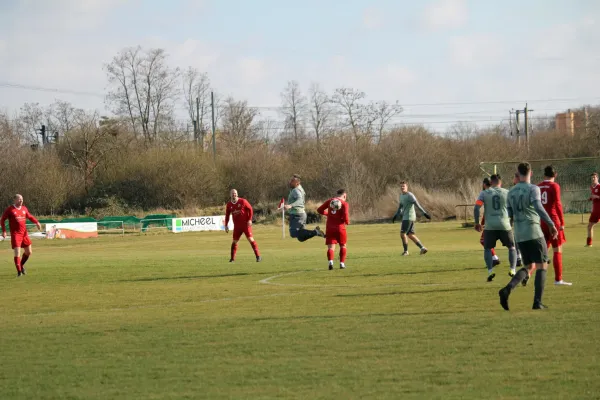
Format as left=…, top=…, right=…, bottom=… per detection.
left=224, top=204, right=231, bottom=233
left=531, top=187, right=557, bottom=237
left=344, top=202, right=350, bottom=225
left=286, top=188, right=304, bottom=208
left=410, top=194, right=431, bottom=219
left=392, top=201, right=402, bottom=223
left=245, top=200, right=253, bottom=226
left=555, top=185, right=565, bottom=228
left=473, top=192, right=485, bottom=230
left=316, top=200, right=329, bottom=216
left=25, top=209, right=42, bottom=230
left=0, top=208, right=8, bottom=236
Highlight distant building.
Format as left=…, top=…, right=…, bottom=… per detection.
left=555, top=108, right=588, bottom=136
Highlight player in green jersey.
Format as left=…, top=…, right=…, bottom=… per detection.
left=392, top=181, right=431, bottom=255
left=474, top=174, right=518, bottom=282
left=499, top=163, right=558, bottom=311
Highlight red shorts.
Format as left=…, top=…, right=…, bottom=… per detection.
left=326, top=229, right=347, bottom=245
left=232, top=226, right=253, bottom=241
left=11, top=233, right=32, bottom=249
left=541, top=220, right=566, bottom=248
left=590, top=211, right=600, bottom=224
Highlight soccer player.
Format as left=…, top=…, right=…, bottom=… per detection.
left=512, top=172, right=523, bottom=267
left=224, top=189, right=261, bottom=262
left=478, top=177, right=500, bottom=267
left=317, top=189, right=350, bottom=270
left=498, top=163, right=558, bottom=311
left=586, top=172, right=600, bottom=247
left=392, top=181, right=431, bottom=255
left=538, top=166, right=571, bottom=286
left=1, top=194, right=42, bottom=277
left=283, top=174, right=325, bottom=242
left=474, top=174, right=518, bottom=282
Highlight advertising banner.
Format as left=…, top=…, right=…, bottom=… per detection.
left=46, top=222, right=99, bottom=239
left=172, top=216, right=233, bottom=233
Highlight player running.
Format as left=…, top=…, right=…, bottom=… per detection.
left=1, top=194, right=42, bottom=277
left=478, top=177, right=500, bottom=267
left=317, top=189, right=350, bottom=270
left=498, top=163, right=558, bottom=311
left=392, top=181, right=431, bottom=255
left=538, top=166, right=571, bottom=286
left=283, top=174, right=325, bottom=242
left=474, top=174, right=518, bottom=281
left=225, top=189, right=261, bottom=262
left=586, top=172, right=600, bottom=247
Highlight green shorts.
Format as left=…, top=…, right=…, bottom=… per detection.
left=517, top=238, right=549, bottom=266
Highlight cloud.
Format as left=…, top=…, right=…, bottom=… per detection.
left=448, top=35, right=506, bottom=68
left=423, top=0, right=468, bottom=30
left=362, top=7, right=385, bottom=30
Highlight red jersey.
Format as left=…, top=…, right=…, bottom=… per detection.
left=537, top=180, right=565, bottom=226
left=225, top=198, right=253, bottom=228
left=591, top=184, right=600, bottom=213
left=317, top=197, right=350, bottom=232
left=1, top=205, right=39, bottom=236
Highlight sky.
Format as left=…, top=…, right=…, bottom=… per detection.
left=1, top=0, right=600, bottom=132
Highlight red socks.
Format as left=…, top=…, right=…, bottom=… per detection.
left=327, top=249, right=334, bottom=262
left=587, top=237, right=592, bottom=246
left=251, top=241, right=260, bottom=257
left=553, top=252, right=563, bottom=282
left=230, top=243, right=238, bottom=260
left=21, top=254, right=29, bottom=268
left=14, top=257, right=21, bottom=273
left=340, top=247, right=347, bottom=263
left=490, top=248, right=496, bottom=257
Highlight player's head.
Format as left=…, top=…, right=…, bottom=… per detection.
left=490, top=174, right=502, bottom=187
left=230, top=189, right=238, bottom=203
left=13, top=194, right=23, bottom=207
left=544, top=165, right=557, bottom=180
left=289, top=174, right=301, bottom=188
left=399, top=181, right=408, bottom=193
left=482, top=177, right=491, bottom=190
left=517, top=162, right=532, bottom=182
left=336, top=188, right=347, bottom=201
left=513, top=172, right=519, bottom=185
left=592, top=172, right=599, bottom=185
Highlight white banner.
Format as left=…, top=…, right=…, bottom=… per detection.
left=172, top=216, right=233, bottom=233
left=45, top=222, right=98, bottom=239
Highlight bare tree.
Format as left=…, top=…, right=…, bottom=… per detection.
left=182, top=67, right=212, bottom=146
left=331, top=88, right=366, bottom=140
left=370, top=101, right=403, bottom=143
left=60, top=112, right=119, bottom=195
left=308, top=83, right=332, bottom=144
left=48, top=100, right=84, bottom=138
left=105, top=46, right=180, bottom=144
left=18, top=103, right=44, bottom=143
left=220, top=97, right=259, bottom=155
left=280, top=80, right=307, bottom=143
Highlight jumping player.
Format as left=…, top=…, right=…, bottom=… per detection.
left=392, top=181, right=431, bottom=255
left=283, top=174, right=325, bottom=242
left=586, top=172, right=600, bottom=247
left=317, top=189, right=350, bottom=270
left=478, top=177, right=500, bottom=267
left=538, top=166, right=571, bottom=285
left=1, top=194, right=42, bottom=277
left=224, top=189, right=261, bottom=262
left=474, top=174, right=518, bottom=281
left=498, top=163, right=558, bottom=311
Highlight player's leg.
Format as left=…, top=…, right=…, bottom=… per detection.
left=498, top=240, right=535, bottom=311
left=230, top=239, right=239, bottom=262
left=501, top=230, right=517, bottom=277
left=339, top=230, right=347, bottom=269
left=482, top=231, right=495, bottom=281
left=244, top=227, right=261, bottom=262
left=291, top=213, right=323, bottom=242
left=20, top=244, right=32, bottom=275
left=12, top=246, right=22, bottom=276
left=326, top=243, right=336, bottom=270
left=586, top=219, right=596, bottom=247
left=531, top=238, right=550, bottom=309
left=406, top=222, right=427, bottom=254
left=400, top=221, right=410, bottom=255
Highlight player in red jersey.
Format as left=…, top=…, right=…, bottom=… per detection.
left=317, top=189, right=350, bottom=270
left=224, top=189, right=261, bottom=262
left=1, top=194, right=42, bottom=277
left=476, top=177, right=501, bottom=267
left=538, top=165, right=571, bottom=286
left=586, top=172, right=600, bottom=247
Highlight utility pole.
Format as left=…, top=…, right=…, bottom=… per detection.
left=195, top=97, right=200, bottom=145
left=211, top=91, right=216, bottom=161
left=515, top=110, right=521, bottom=145
left=512, top=104, right=534, bottom=150
left=509, top=110, right=514, bottom=137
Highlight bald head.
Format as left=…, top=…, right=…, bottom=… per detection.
left=230, top=189, right=239, bottom=203
left=14, top=194, right=23, bottom=207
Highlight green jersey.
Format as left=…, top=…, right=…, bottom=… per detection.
left=394, top=192, right=428, bottom=222
left=507, top=182, right=545, bottom=242
left=476, top=187, right=511, bottom=231
left=287, top=185, right=306, bottom=215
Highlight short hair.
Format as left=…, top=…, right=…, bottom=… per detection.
left=336, top=188, right=346, bottom=196
left=399, top=181, right=408, bottom=185
left=544, top=165, right=557, bottom=178
left=592, top=172, right=598, bottom=178
left=292, top=174, right=301, bottom=181
left=517, top=162, right=531, bottom=177
left=482, top=177, right=491, bottom=187
left=490, top=174, right=501, bottom=184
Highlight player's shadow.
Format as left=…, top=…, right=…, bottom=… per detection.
left=353, top=266, right=481, bottom=278
left=119, top=271, right=278, bottom=283
left=250, top=309, right=469, bottom=322
left=335, top=286, right=488, bottom=298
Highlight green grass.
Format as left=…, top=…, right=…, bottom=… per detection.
left=1, top=215, right=599, bottom=399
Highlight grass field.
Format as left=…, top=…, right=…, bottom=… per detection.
left=1, top=215, right=599, bottom=399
